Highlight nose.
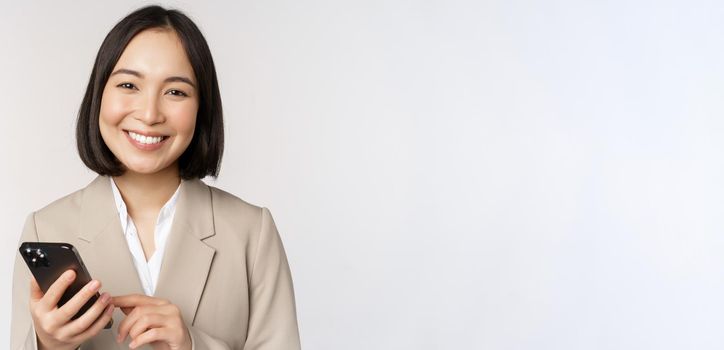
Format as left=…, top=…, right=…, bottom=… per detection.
left=136, top=94, right=165, bottom=125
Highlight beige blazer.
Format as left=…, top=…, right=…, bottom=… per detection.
left=11, top=176, right=301, bottom=350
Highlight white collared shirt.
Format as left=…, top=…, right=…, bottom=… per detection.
left=110, top=178, right=181, bottom=296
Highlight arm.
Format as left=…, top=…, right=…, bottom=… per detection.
left=10, top=213, right=40, bottom=350
left=11, top=214, right=111, bottom=350
left=186, top=207, right=301, bottom=350
left=243, top=207, right=301, bottom=350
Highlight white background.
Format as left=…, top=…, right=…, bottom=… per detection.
left=2, top=0, right=724, bottom=349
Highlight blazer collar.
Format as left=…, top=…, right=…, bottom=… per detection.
left=77, top=175, right=217, bottom=325
left=78, top=175, right=215, bottom=242
left=78, top=175, right=119, bottom=242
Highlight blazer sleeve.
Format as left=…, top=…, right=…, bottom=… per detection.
left=11, top=213, right=40, bottom=350
left=243, top=207, right=301, bottom=350
left=188, top=326, right=232, bottom=350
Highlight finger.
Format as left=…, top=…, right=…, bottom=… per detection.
left=129, top=327, right=169, bottom=349
left=70, top=303, right=114, bottom=345
left=112, top=294, right=167, bottom=308
left=116, top=300, right=175, bottom=343
left=60, top=292, right=111, bottom=337
left=117, top=304, right=174, bottom=344
left=128, top=313, right=165, bottom=341
left=39, top=270, right=75, bottom=310
left=29, top=276, right=43, bottom=303
left=56, top=279, right=101, bottom=321
left=116, top=304, right=147, bottom=344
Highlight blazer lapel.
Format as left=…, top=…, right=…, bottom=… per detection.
left=153, top=179, right=216, bottom=325
left=76, top=175, right=145, bottom=297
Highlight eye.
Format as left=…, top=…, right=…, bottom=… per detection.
left=117, top=82, right=137, bottom=90
left=166, top=89, right=188, bottom=97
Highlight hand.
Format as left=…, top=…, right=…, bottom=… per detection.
left=113, top=294, right=191, bottom=350
left=29, top=270, right=114, bottom=350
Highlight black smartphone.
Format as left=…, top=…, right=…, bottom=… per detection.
left=19, top=242, right=112, bottom=329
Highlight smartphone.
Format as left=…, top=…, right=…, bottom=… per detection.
left=19, top=242, right=112, bottom=329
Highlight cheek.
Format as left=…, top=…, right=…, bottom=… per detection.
left=99, top=93, right=128, bottom=126
left=168, top=102, right=198, bottom=137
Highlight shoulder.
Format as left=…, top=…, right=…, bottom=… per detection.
left=22, top=177, right=106, bottom=241
left=200, top=183, right=283, bottom=270
left=207, top=184, right=261, bottom=215
left=30, top=185, right=86, bottom=230
left=203, top=182, right=271, bottom=236
left=32, top=175, right=112, bottom=220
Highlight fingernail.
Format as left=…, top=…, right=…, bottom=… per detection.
left=64, top=270, right=75, bottom=281
left=89, top=280, right=100, bottom=290
left=100, top=293, right=110, bottom=303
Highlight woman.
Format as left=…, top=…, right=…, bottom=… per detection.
left=10, top=5, right=301, bottom=350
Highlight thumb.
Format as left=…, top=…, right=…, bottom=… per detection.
left=29, top=277, right=43, bottom=302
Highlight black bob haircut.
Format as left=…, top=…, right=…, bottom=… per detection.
left=76, top=5, right=223, bottom=180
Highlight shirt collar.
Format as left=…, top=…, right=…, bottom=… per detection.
left=109, top=177, right=182, bottom=231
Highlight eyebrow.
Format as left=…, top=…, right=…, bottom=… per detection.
left=110, top=68, right=196, bottom=89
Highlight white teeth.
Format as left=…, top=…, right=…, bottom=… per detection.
left=128, top=131, right=164, bottom=145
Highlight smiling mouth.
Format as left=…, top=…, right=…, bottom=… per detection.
left=124, top=130, right=169, bottom=145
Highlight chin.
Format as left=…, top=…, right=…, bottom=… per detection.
left=123, top=161, right=168, bottom=175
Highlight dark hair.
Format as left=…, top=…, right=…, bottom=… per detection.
left=76, top=5, right=223, bottom=180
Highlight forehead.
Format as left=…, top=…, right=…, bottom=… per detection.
left=113, top=28, right=195, bottom=80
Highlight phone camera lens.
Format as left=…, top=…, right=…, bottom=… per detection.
left=29, top=248, right=49, bottom=267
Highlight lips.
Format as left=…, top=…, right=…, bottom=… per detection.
left=123, top=130, right=169, bottom=150
left=126, top=130, right=167, bottom=144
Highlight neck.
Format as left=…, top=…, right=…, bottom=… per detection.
left=112, top=164, right=181, bottom=216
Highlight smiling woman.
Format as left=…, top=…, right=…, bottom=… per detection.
left=99, top=29, right=199, bottom=176
left=11, top=5, right=301, bottom=350
left=75, top=7, right=223, bottom=181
